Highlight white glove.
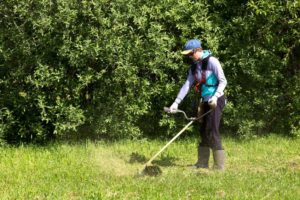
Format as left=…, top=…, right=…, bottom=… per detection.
left=169, top=102, right=178, bottom=113
left=208, top=96, right=218, bottom=109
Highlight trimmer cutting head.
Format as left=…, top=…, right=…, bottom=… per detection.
left=138, top=164, right=162, bottom=177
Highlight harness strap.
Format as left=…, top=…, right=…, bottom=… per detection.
left=192, top=56, right=213, bottom=92
left=194, top=70, right=206, bottom=92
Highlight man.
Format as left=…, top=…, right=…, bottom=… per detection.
left=169, top=39, right=227, bottom=170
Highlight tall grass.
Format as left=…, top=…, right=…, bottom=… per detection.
left=0, top=135, right=299, bottom=199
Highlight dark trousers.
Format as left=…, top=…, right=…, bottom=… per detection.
left=199, top=95, right=226, bottom=150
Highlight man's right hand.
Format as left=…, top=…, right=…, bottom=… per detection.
left=169, top=102, right=178, bottom=113
left=208, top=96, right=217, bottom=109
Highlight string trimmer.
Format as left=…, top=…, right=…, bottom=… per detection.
left=138, top=107, right=212, bottom=176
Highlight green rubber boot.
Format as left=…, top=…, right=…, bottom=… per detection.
left=213, top=150, right=225, bottom=170
left=195, top=146, right=210, bottom=168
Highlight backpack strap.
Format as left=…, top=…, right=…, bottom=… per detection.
left=190, top=55, right=211, bottom=75
left=201, top=55, right=210, bottom=70
left=191, top=56, right=211, bottom=92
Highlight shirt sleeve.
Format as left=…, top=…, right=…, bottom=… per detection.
left=209, top=57, right=227, bottom=98
left=174, top=69, right=195, bottom=104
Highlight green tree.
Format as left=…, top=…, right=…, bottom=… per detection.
left=211, top=0, right=300, bottom=137
left=1, top=0, right=299, bottom=144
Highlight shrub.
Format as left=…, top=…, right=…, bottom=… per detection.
left=1, top=0, right=299, bottom=143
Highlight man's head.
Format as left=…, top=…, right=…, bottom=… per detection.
left=181, top=39, right=203, bottom=61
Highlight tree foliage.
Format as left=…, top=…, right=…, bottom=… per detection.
left=211, top=0, right=300, bottom=137
left=0, top=0, right=299, bottom=143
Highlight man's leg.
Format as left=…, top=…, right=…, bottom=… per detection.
left=196, top=104, right=211, bottom=168
left=206, top=96, right=226, bottom=170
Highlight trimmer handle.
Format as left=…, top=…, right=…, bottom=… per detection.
left=164, top=106, right=210, bottom=121
left=164, top=107, right=179, bottom=113
left=164, top=107, right=171, bottom=113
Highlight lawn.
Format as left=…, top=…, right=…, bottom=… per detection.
left=0, top=135, right=299, bottom=199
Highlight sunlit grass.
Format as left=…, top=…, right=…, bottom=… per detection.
left=0, top=135, right=299, bottom=199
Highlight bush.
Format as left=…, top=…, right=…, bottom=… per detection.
left=212, top=0, right=300, bottom=136
left=0, top=0, right=87, bottom=143
left=1, top=0, right=299, bottom=143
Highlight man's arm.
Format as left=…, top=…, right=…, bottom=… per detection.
left=209, top=57, right=227, bottom=98
left=174, top=69, right=195, bottom=104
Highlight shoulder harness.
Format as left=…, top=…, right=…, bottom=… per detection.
left=190, top=55, right=218, bottom=92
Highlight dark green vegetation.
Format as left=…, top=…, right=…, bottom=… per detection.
left=1, top=0, right=300, bottom=143
left=0, top=135, right=299, bottom=199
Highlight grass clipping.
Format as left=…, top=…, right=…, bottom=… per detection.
left=92, top=147, right=163, bottom=177
left=92, top=148, right=139, bottom=177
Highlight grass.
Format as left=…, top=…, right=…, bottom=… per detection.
left=0, top=135, right=299, bottom=199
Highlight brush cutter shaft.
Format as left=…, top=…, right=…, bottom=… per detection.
left=145, top=120, right=194, bottom=166
left=141, top=108, right=213, bottom=172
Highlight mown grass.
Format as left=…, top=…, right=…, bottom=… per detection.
left=0, top=135, right=299, bottom=199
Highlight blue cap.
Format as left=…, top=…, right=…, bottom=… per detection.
left=181, top=39, right=202, bottom=55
